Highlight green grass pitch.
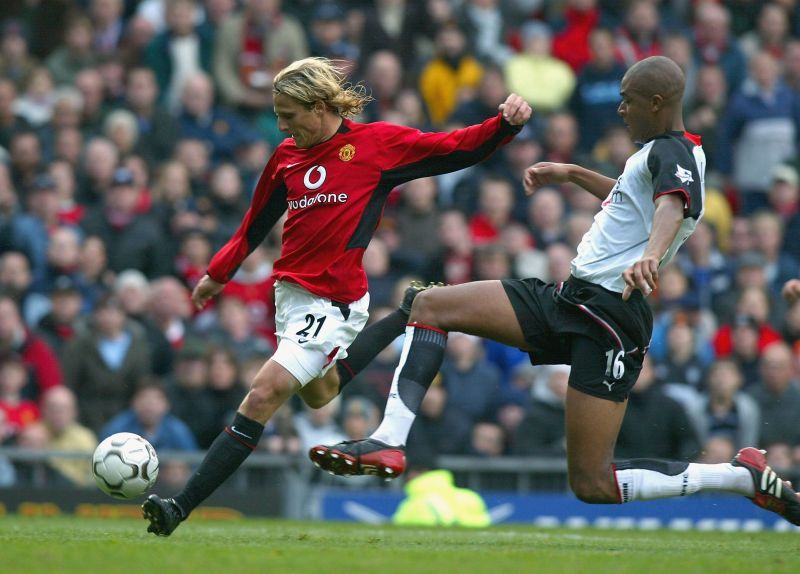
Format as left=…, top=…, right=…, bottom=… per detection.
left=1, top=515, right=798, bottom=574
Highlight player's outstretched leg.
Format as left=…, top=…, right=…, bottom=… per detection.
left=143, top=360, right=298, bottom=536
left=732, top=447, right=800, bottom=525
left=310, top=281, right=528, bottom=478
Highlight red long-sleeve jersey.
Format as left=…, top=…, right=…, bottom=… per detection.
left=207, top=114, right=520, bottom=303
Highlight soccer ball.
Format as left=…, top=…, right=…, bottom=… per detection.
left=92, top=432, right=159, bottom=499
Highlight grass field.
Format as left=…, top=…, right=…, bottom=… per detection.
left=1, top=516, right=798, bottom=574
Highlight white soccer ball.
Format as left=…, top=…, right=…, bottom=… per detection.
left=92, top=432, right=159, bottom=499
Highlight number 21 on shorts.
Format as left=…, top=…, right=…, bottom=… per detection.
left=296, top=314, right=326, bottom=343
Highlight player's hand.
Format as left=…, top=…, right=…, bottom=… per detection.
left=621, top=255, right=660, bottom=301
left=523, top=162, right=571, bottom=195
left=191, top=274, right=225, bottom=310
left=498, top=94, right=532, bottom=126
left=782, top=278, right=800, bottom=304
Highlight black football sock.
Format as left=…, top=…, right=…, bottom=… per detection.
left=336, top=309, right=408, bottom=391
left=370, top=323, right=447, bottom=446
left=173, top=412, right=264, bottom=517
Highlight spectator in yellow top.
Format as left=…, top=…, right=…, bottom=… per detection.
left=504, top=21, right=576, bottom=114
left=419, top=22, right=483, bottom=128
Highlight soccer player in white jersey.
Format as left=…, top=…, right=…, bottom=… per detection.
left=312, top=56, right=800, bottom=526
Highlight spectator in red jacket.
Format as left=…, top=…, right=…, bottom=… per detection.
left=0, top=294, right=63, bottom=401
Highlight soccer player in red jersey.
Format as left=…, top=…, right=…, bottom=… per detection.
left=143, top=57, right=532, bottom=535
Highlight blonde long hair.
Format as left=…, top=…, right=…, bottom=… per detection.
left=273, top=57, right=372, bottom=118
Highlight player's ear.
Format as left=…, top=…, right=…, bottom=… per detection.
left=650, top=94, right=664, bottom=112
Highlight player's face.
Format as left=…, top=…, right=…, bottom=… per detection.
left=274, top=92, right=325, bottom=148
left=617, top=77, right=655, bottom=142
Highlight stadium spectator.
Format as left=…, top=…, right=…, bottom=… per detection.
left=406, top=374, right=472, bottom=457
left=717, top=51, right=800, bottom=214
left=541, top=111, right=579, bottom=164
left=511, top=365, right=568, bottom=456
left=441, top=333, right=501, bottom=424
left=74, top=68, right=107, bottom=134
left=358, top=0, right=418, bottom=72
left=458, top=0, right=513, bottom=66
left=208, top=295, right=273, bottom=363
left=418, top=22, right=483, bottom=127
left=738, top=2, right=791, bottom=61
left=177, top=73, right=257, bottom=163
left=783, top=39, right=800, bottom=93
left=167, top=339, right=219, bottom=448
left=526, top=187, right=566, bottom=249
left=652, top=314, right=707, bottom=391
left=121, top=67, right=179, bottom=163
left=101, top=380, right=198, bottom=451
left=212, top=0, right=308, bottom=111
left=63, top=293, right=152, bottom=433
left=767, top=164, right=800, bottom=226
left=38, top=386, right=97, bottom=487
left=0, top=250, right=50, bottom=327
left=90, top=0, right=126, bottom=56
left=45, top=16, right=98, bottom=87
left=0, top=78, right=30, bottom=150
left=686, top=359, right=760, bottom=451
left=393, top=177, right=442, bottom=270
left=0, top=294, right=62, bottom=401
left=684, top=65, right=727, bottom=169
left=468, top=421, right=506, bottom=457
left=504, top=20, right=575, bottom=114
left=80, top=167, right=171, bottom=278
left=9, top=130, right=44, bottom=194
left=749, top=342, right=800, bottom=451
left=147, top=275, right=194, bottom=351
left=677, top=219, right=730, bottom=310
left=616, top=356, right=700, bottom=461
left=361, top=50, right=404, bottom=124
left=749, top=211, right=800, bottom=297
left=0, top=354, right=40, bottom=437
left=295, top=398, right=346, bottom=455
left=13, top=67, right=57, bottom=129
left=144, top=0, right=213, bottom=113
left=0, top=20, right=36, bottom=91
left=552, top=0, right=601, bottom=72
left=614, top=0, right=661, bottom=67
left=207, top=346, right=246, bottom=432
left=204, top=162, right=249, bottom=246
left=469, top=175, right=515, bottom=245
left=36, top=275, right=84, bottom=359
left=569, top=27, right=626, bottom=153
left=692, top=2, right=746, bottom=93
left=308, top=3, right=359, bottom=66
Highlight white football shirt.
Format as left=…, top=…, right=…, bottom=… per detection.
left=571, top=131, right=706, bottom=293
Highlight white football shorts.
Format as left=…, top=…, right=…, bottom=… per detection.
left=271, top=280, right=370, bottom=386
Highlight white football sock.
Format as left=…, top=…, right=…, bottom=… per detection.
left=615, top=463, right=754, bottom=503
left=370, top=326, right=416, bottom=447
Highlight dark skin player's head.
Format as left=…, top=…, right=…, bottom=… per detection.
left=618, top=56, right=685, bottom=142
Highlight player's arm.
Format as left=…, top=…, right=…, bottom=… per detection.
left=621, top=193, right=684, bottom=301
left=622, top=138, right=702, bottom=301
left=193, top=153, right=288, bottom=310
left=524, top=162, right=616, bottom=200
left=378, top=94, right=531, bottom=182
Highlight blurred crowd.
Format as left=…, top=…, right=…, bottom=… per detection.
left=1, top=0, right=800, bottom=490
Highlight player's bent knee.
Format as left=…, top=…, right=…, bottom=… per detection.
left=409, top=289, right=444, bottom=327
left=569, top=473, right=618, bottom=504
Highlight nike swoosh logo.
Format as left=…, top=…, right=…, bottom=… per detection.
left=230, top=426, right=253, bottom=440
left=298, top=338, right=308, bottom=344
